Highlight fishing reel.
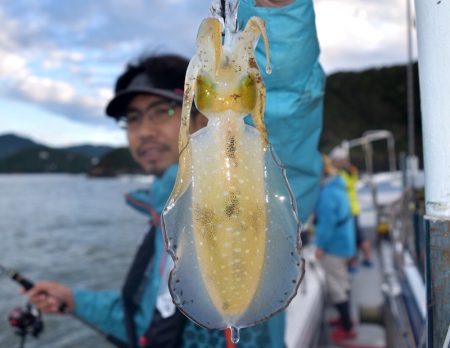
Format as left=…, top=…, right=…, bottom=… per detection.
left=8, top=302, right=44, bottom=339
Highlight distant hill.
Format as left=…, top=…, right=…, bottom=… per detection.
left=62, top=144, right=114, bottom=159
left=0, top=133, right=114, bottom=160
left=0, top=63, right=423, bottom=174
left=0, top=133, right=39, bottom=159
left=320, top=62, right=422, bottom=171
left=0, top=136, right=141, bottom=175
left=0, top=145, right=92, bottom=173
left=0, top=133, right=120, bottom=174
left=89, top=148, right=142, bottom=176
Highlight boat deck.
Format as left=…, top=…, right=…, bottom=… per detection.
left=285, top=238, right=387, bottom=348
left=286, top=171, right=426, bottom=348
left=319, top=241, right=387, bottom=348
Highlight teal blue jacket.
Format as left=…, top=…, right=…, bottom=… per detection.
left=315, top=175, right=357, bottom=258
left=73, top=0, right=324, bottom=346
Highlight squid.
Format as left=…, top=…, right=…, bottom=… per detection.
left=162, top=10, right=304, bottom=342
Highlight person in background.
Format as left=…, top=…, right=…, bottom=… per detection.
left=330, top=144, right=373, bottom=268
left=26, top=0, right=325, bottom=347
left=314, top=155, right=357, bottom=343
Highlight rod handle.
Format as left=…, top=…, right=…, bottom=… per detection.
left=12, top=272, right=67, bottom=313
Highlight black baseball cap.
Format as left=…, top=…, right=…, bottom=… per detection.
left=105, top=71, right=184, bottom=119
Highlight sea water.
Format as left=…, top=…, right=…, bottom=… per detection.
left=0, top=174, right=150, bottom=348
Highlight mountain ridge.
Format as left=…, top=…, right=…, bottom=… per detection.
left=0, top=62, right=423, bottom=173
left=0, top=133, right=115, bottom=159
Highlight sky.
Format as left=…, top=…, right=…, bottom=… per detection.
left=0, top=0, right=417, bottom=147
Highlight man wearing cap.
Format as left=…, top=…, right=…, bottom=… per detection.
left=27, top=0, right=325, bottom=347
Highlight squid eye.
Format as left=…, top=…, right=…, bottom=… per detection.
left=239, top=76, right=257, bottom=111
left=240, top=76, right=255, bottom=88
left=195, top=75, right=215, bottom=111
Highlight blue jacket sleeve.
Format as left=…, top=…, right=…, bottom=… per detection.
left=315, top=190, right=338, bottom=250
left=239, top=0, right=325, bottom=223
left=73, top=230, right=164, bottom=343
left=73, top=289, right=128, bottom=342
left=73, top=277, right=161, bottom=343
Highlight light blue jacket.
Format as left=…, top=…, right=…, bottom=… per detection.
left=241, top=0, right=324, bottom=223
left=315, top=175, right=356, bottom=258
left=74, top=0, right=325, bottom=346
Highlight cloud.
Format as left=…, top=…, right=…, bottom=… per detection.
left=41, top=50, right=84, bottom=70
left=0, top=46, right=108, bottom=125
left=0, top=0, right=212, bottom=128
left=0, top=52, right=27, bottom=77
left=19, top=76, right=75, bottom=103
left=1, top=0, right=208, bottom=54
left=0, top=49, right=110, bottom=126
left=315, top=0, right=417, bottom=72
left=0, top=0, right=417, bottom=137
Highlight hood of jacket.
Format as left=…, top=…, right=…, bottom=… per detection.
left=125, top=164, right=178, bottom=225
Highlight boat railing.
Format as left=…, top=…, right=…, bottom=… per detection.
left=376, top=186, right=426, bottom=348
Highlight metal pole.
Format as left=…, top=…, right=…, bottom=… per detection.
left=363, top=142, right=379, bottom=222
left=405, top=0, right=419, bottom=189
left=424, top=219, right=450, bottom=348
left=406, top=0, right=415, bottom=157
left=387, top=134, right=396, bottom=173
left=414, top=0, right=450, bottom=347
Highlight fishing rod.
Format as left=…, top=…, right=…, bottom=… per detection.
left=0, top=263, right=68, bottom=312
left=1, top=264, right=72, bottom=348
left=0, top=264, right=47, bottom=348
left=1, top=263, right=128, bottom=348
left=0, top=264, right=36, bottom=292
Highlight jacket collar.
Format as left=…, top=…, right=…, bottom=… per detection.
left=321, top=173, right=342, bottom=187
left=125, top=164, right=178, bottom=226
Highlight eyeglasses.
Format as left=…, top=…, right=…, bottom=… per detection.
left=118, top=99, right=180, bottom=130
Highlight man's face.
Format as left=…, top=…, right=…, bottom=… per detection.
left=332, top=158, right=348, bottom=170
left=126, top=94, right=182, bottom=176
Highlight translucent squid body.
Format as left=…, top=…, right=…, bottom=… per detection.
left=162, top=14, right=304, bottom=340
